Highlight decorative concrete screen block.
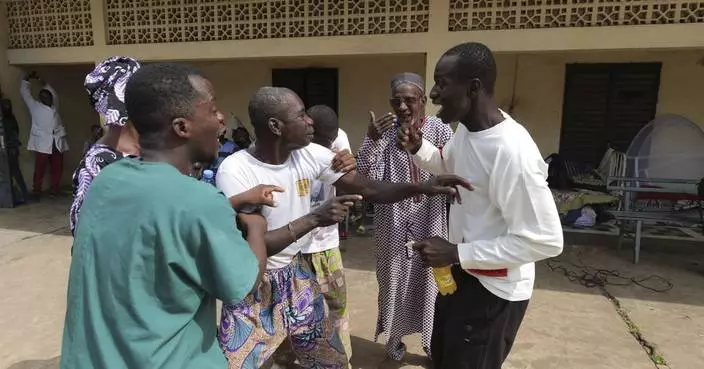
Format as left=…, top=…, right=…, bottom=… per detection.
left=6, top=0, right=93, bottom=49
left=448, top=0, right=704, bottom=31
left=105, top=0, right=430, bottom=45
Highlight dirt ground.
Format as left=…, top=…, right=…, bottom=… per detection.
left=1, top=197, right=703, bottom=369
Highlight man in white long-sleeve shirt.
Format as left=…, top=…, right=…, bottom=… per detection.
left=400, top=42, right=563, bottom=369
left=20, top=72, right=69, bottom=197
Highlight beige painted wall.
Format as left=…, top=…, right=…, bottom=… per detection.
left=3, top=50, right=703, bottom=188
left=497, top=50, right=704, bottom=157
left=4, top=55, right=426, bottom=188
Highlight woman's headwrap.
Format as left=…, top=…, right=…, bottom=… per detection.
left=84, top=56, right=141, bottom=127
left=390, top=72, right=425, bottom=94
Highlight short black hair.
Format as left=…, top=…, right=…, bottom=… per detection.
left=125, top=63, right=205, bottom=148
left=307, top=105, right=338, bottom=146
left=443, top=42, right=497, bottom=94
left=248, top=86, right=293, bottom=132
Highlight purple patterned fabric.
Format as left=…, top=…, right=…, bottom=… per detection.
left=84, top=56, right=141, bottom=127
left=218, top=256, right=346, bottom=368
left=70, top=144, right=123, bottom=234
left=70, top=56, right=141, bottom=234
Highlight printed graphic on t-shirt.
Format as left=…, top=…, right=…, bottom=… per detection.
left=296, top=178, right=312, bottom=197
left=310, top=180, right=324, bottom=209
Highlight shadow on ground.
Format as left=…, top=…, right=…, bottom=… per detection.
left=0, top=196, right=71, bottom=237
left=349, top=335, right=428, bottom=369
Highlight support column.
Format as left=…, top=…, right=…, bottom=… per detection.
left=424, top=0, right=449, bottom=116
left=90, top=0, right=107, bottom=48
left=427, top=0, right=449, bottom=35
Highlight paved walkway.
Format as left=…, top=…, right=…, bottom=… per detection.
left=1, top=198, right=702, bottom=369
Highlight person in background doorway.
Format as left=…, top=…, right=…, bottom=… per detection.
left=0, top=97, right=28, bottom=205
left=356, top=72, right=453, bottom=366
left=82, top=124, right=104, bottom=156
left=70, top=56, right=142, bottom=235
left=20, top=71, right=69, bottom=198
left=400, top=42, right=563, bottom=369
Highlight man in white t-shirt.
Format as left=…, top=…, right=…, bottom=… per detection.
left=216, top=87, right=471, bottom=368
left=305, top=105, right=353, bottom=365
left=401, top=42, right=564, bottom=369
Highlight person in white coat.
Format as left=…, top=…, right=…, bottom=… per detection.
left=20, top=72, right=69, bottom=197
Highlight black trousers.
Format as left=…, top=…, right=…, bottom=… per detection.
left=431, top=266, right=529, bottom=369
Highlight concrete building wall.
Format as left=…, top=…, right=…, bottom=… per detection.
left=5, top=50, right=704, bottom=188
left=503, top=50, right=704, bottom=156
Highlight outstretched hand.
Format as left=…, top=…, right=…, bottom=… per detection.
left=422, top=175, right=473, bottom=203
left=312, top=194, right=363, bottom=227
left=396, top=125, right=423, bottom=154
left=230, top=184, right=285, bottom=210
left=331, top=149, right=357, bottom=173
left=412, top=236, right=460, bottom=267
left=368, top=111, right=396, bottom=141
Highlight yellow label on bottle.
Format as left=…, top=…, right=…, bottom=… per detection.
left=433, top=266, right=457, bottom=296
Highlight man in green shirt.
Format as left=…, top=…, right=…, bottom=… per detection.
left=60, top=63, right=267, bottom=369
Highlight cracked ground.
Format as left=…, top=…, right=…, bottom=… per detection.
left=1, top=198, right=703, bottom=369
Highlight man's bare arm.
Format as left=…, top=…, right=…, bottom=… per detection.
left=263, top=214, right=319, bottom=256
left=333, top=170, right=472, bottom=204
left=262, top=194, right=361, bottom=256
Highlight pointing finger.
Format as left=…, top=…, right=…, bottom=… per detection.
left=369, top=110, right=376, bottom=123
left=336, top=194, right=363, bottom=203
left=264, top=185, right=285, bottom=193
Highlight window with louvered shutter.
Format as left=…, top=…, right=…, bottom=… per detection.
left=272, top=68, right=339, bottom=114
left=559, top=63, right=661, bottom=168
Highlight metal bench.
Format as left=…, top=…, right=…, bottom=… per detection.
left=606, top=176, right=703, bottom=263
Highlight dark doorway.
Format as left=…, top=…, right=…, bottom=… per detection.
left=271, top=68, right=339, bottom=113
left=559, top=62, right=661, bottom=168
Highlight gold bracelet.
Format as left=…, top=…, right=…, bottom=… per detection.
left=287, top=223, right=297, bottom=243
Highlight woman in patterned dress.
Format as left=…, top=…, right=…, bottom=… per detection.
left=70, top=56, right=142, bottom=235
left=357, top=73, right=453, bottom=366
